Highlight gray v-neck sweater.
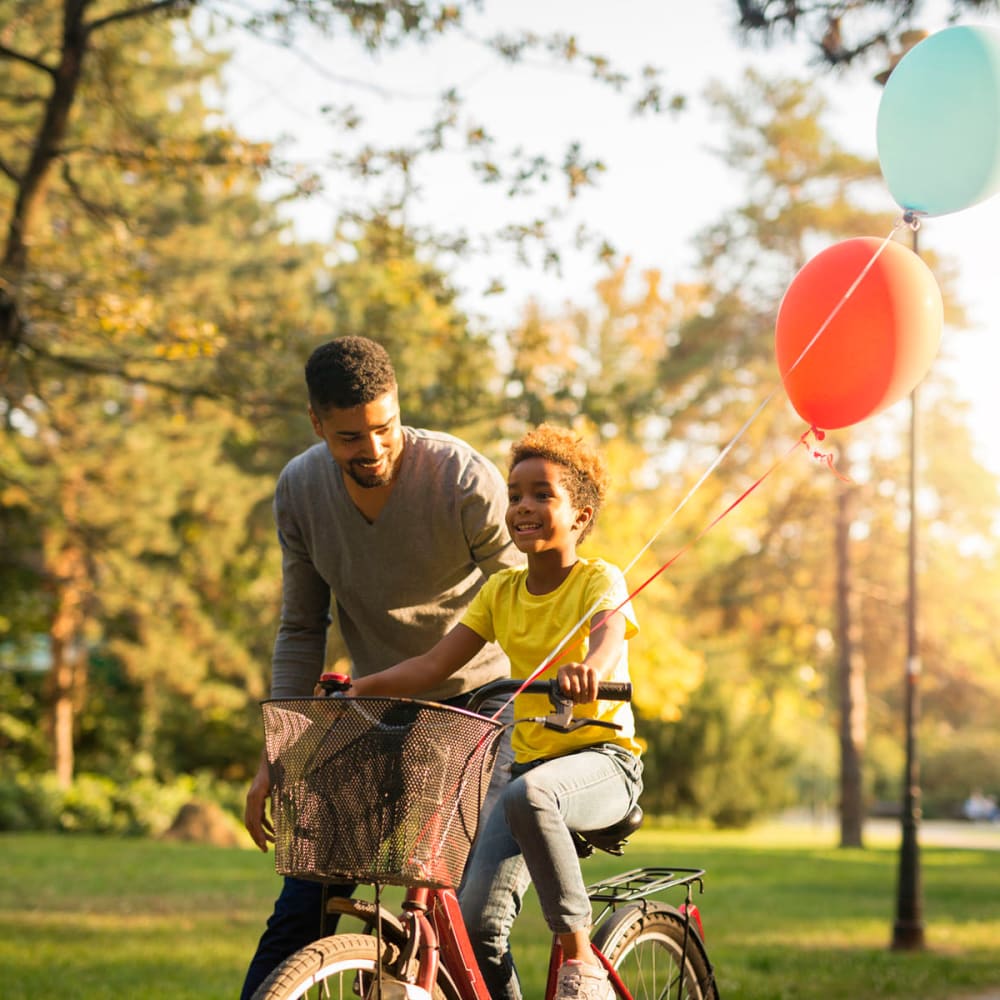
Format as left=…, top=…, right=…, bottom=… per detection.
left=270, top=427, right=523, bottom=701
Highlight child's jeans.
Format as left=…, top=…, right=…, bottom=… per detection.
left=459, top=743, right=643, bottom=1000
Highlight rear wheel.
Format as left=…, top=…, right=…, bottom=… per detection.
left=251, top=932, right=449, bottom=1000
left=591, top=903, right=718, bottom=1000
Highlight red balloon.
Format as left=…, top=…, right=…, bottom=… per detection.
left=775, top=237, right=942, bottom=430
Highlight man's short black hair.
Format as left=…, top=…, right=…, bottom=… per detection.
left=305, top=336, right=397, bottom=412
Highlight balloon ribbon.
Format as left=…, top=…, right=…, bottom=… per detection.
left=496, top=426, right=847, bottom=714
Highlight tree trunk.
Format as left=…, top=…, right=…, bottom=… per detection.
left=1, top=1, right=89, bottom=356
left=47, top=539, right=88, bottom=788
left=835, top=471, right=867, bottom=847
left=49, top=628, right=78, bottom=789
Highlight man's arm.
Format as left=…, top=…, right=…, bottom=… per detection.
left=270, top=484, right=333, bottom=699
left=246, top=482, right=333, bottom=850
left=245, top=748, right=274, bottom=851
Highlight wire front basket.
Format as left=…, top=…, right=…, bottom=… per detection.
left=261, top=696, right=504, bottom=888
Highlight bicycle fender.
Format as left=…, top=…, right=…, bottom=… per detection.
left=324, top=896, right=408, bottom=943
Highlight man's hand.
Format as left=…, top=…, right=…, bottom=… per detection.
left=557, top=662, right=601, bottom=704
left=244, top=752, right=274, bottom=852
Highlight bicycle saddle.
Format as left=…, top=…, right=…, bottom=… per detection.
left=572, top=804, right=644, bottom=858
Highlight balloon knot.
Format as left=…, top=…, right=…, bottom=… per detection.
left=902, top=209, right=924, bottom=231
left=798, top=425, right=851, bottom=482
left=811, top=446, right=853, bottom=483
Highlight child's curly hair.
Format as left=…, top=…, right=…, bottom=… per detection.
left=509, top=424, right=608, bottom=542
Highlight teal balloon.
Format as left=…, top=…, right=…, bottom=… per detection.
left=877, top=25, right=1000, bottom=217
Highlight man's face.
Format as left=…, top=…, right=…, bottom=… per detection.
left=310, top=390, right=404, bottom=489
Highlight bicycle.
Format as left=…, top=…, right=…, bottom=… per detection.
left=252, top=676, right=720, bottom=1000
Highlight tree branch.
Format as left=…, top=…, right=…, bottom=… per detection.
left=0, top=42, right=56, bottom=76
left=85, top=0, right=193, bottom=35
left=0, top=155, right=22, bottom=184
left=18, top=334, right=233, bottom=402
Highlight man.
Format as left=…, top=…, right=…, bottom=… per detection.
left=241, top=335, right=522, bottom=999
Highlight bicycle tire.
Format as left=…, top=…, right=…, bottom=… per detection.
left=250, top=931, right=449, bottom=1000
left=591, top=902, right=719, bottom=1000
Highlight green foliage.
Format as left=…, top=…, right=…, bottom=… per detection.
left=324, top=214, right=503, bottom=436
left=0, top=770, right=247, bottom=836
left=638, top=674, right=797, bottom=827
left=0, top=671, right=49, bottom=769
left=922, top=728, right=1000, bottom=817
left=1, top=0, right=999, bottom=836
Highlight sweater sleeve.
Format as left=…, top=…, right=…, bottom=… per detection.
left=459, top=451, right=523, bottom=578
left=270, top=469, right=332, bottom=699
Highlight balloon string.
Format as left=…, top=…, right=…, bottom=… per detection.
left=492, top=390, right=779, bottom=715
left=492, top=218, right=912, bottom=719
left=608, top=429, right=815, bottom=611
left=496, top=371, right=794, bottom=713
left=781, top=218, right=908, bottom=381
left=491, top=428, right=833, bottom=719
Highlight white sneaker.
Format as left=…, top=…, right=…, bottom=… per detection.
left=553, top=959, right=614, bottom=1000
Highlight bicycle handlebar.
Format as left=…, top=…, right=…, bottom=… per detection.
left=464, top=677, right=632, bottom=716
left=318, top=673, right=631, bottom=712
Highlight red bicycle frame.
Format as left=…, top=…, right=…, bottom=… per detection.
left=378, top=884, right=627, bottom=1000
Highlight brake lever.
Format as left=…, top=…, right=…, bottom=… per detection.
left=538, top=689, right=622, bottom=734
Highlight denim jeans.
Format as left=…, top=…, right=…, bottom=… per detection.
left=239, top=876, right=353, bottom=1000
left=240, top=691, right=514, bottom=999
left=459, top=743, right=643, bottom=1000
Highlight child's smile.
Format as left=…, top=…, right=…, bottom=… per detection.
left=506, top=456, right=590, bottom=557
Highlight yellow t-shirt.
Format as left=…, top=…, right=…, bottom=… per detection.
left=461, top=557, right=641, bottom=764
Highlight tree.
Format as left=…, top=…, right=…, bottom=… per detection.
left=321, top=213, right=501, bottom=438
left=646, top=69, right=983, bottom=833
left=0, top=4, right=340, bottom=784
left=733, top=0, right=999, bottom=68
left=1, top=0, right=683, bottom=401
left=0, top=1, right=684, bottom=785
left=732, top=0, right=1000, bottom=856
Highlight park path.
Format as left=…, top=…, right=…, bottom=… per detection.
left=864, top=817, right=1000, bottom=851
left=777, top=812, right=1000, bottom=851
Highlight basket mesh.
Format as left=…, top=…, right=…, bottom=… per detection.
left=262, top=696, right=504, bottom=888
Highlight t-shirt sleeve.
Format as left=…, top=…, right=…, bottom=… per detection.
left=587, top=562, right=638, bottom=641
left=458, top=452, right=524, bottom=577
left=460, top=574, right=498, bottom=643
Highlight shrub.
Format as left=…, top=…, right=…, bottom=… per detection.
left=0, top=770, right=248, bottom=835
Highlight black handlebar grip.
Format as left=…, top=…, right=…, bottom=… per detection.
left=596, top=681, right=632, bottom=702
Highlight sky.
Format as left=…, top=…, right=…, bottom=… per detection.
left=214, top=0, right=1000, bottom=471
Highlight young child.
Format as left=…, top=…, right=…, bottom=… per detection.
left=349, top=424, right=643, bottom=1000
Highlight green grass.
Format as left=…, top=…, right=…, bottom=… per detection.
left=2, top=825, right=999, bottom=999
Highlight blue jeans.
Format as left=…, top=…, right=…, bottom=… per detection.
left=240, top=877, right=353, bottom=1000
left=240, top=692, right=514, bottom=999
left=459, top=743, right=643, bottom=1000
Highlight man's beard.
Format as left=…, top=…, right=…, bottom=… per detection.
left=346, top=458, right=395, bottom=489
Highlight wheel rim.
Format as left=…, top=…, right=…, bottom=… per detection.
left=611, top=928, right=702, bottom=1000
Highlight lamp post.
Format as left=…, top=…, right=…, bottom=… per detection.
left=876, top=29, right=929, bottom=949
left=891, top=217, right=925, bottom=951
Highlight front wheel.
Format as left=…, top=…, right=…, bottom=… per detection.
left=591, top=903, right=719, bottom=1000
left=251, top=932, right=448, bottom=1000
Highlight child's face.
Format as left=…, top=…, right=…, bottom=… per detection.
left=506, top=456, right=591, bottom=556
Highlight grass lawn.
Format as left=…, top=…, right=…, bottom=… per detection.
left=2, top=823, right=998, bottom=999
